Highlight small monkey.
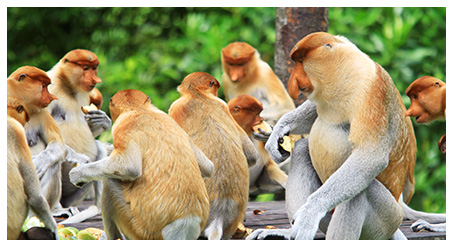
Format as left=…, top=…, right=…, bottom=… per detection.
left=228, top=95, right=288, bottom=193
left=7, top=96, right=58, bottom=240
left=405, top=76, right=446, bottom=155
left=249, top=32, right=416, bottom=240
left=69, top=89, right=212, bottom=240
left=169, top=72, right=259, bottom=240
left=404, top=76, right=446, bottom=232
left=46, top=49, right=111, bottom=223
left=221, top=41, right=295, bottom=194
left=7, top=66, right=67, bottom=214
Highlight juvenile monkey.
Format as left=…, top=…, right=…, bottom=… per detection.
left=404, top=76, right=446, bottom=232
left=405, top=76, right=446, bottom=155
left=221, top=42, right=295, bottom=193
left=46, top=49, right=111, bottom=223
left=69, top=89, right=212, bottom=239
left=7, top=97, right=58, bottom=240
left=228, top=95, right=288, bottom=193
left=169, top=72, right=259, bottom=240
left=7, top=66, right=67, bottom=214
left=248, top=32, right=416, bottom=240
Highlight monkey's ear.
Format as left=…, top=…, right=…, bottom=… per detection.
left=435, top=82, right=441, bottom=88
left=109, top=98, right=115, bottom=106
left=233, top=106, right=241, bottom=113
left=18, top=74, right=26, bottom=81
left=145, top=96, right=151, bottom=104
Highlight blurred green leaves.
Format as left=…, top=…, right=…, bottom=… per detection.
left=7, top=7, right=445, bottom=213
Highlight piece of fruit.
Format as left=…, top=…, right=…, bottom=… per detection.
left=77, top=230, right=96, bottom=240
left=81, top=103, right=98, bottom=114
left=82, top=227, right=104, bottom=240
left=252, top=120, right=272, bottom=133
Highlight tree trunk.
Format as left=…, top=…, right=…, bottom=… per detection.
left=275, top=7, right=329, bottom=106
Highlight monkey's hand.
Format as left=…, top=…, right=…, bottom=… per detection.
left=252, top=127, right=272, bottom=142
left=264, top=124, right=291, bottom=163
left=411, top=219, right=446, bottom=232
left=65, top=145, right=91, bottom=164
left=246, top=229, right=290, bottom=240
left=290, top=203, right=325, bottom=240
left=69, top=164, right=93, bottom=188
left=85, top=110, right=112, bottom=137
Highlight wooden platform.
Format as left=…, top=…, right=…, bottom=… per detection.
left=58, top=200, right=446, bottom=240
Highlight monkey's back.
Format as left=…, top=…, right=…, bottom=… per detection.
left=110, top=110, right=209, bottom=239
left=169, top=96, right=249, bottom=237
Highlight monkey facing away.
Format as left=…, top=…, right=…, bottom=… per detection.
left=7, top=97, right=59, bottom=240
left=228, top=95, right=288, bottom=193
left=7, top=66, right=70, bottom=216
left=169, top=72, right=259, bottom=240
left=404, top=76, right=446, bottom=232
left=248, top=32, right=417, bottom=240
left=222, top=42, right=295, bottom=195
left=46, top=49, right=112, bottom=223
left=69, top=89, right=212, bottom=240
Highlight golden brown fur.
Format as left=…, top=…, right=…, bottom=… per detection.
left=288, top=32, right=416, bottom=204
left=169, top=72, right=257, bottom=239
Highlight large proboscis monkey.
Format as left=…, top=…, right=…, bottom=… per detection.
left=221, top=42, right=295, bottom=195
left=248, top=32, right=417, bottom=240
left=228, top=95, right=288, bottom=193
left=403, top=76, right=446, bottom=232
left=46, top=49, right=111, bottom=223
left=69, top=89, right=212, bottom=239
left=169, top=72, right=259, bottom=240
left=7, top=97, right=58, bottom=240
left=7, top=66, right=70, bottom=217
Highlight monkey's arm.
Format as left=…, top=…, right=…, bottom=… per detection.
left=189, top=141, right=214, bottom=177
left=32, top=141, right=67, bottom=179
left=85, top=110, right=112, bottom=137
left=241, top=133, right=259, bottom=167
left=265, top=100, right=317, bottom=163
left=290, top=144, right=390, bottom=240
left=69, top=142, right=142, bottom=187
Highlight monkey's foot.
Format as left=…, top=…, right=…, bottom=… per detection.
left=246, top=228, right=290, bottom=240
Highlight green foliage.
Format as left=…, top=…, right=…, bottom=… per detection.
left=7, top=7, right=445, bottom=213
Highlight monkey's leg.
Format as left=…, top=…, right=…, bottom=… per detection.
left=326, top=179, right=404, bottom=240
left=39, top=162, right=62, bottom=211
left=101, top=179, right=125, bottom=240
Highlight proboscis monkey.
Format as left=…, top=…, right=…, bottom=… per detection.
left=7, top=66, right=68, bottom=216
left=169, top=72, right=259, bottom=240
left=405, top=76, right=446, bottom=155
left=228, top=95, right=288, bottom=194
left=221, top=42, right=295, bottom=194
left=248, top=32, right=417, bottom=240
left=46, top=49, right=111, bottom=223
left=7, top=97, right=58, bottom=240
left=404, top=76, right=446, bottom=232
left=69, top=89, right=212, bottom=239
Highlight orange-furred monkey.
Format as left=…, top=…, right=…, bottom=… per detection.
left=228, top=95, right=288, bottom=193
left=7, top=97, right=58, bottom=240
left=248, top=32, right=417, bottom=240
left=221, top=42, right=295, bottom=194
left=7, top=66, right=68, bottom=217
left=46, top=49, right=111, bottom=223
left=404, top=76, right=446, bottom=232
left=69, top=89, right=212, bottom=239
left=169, top=72, right=259, bottom=240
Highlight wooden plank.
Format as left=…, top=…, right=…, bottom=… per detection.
left=58, top=200, right=445, bottom=240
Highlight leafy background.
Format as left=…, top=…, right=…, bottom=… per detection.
left=7, top=7, right=446, bottom=213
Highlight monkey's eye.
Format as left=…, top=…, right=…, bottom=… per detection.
left=209, top=81, right=216, bottom=87
left=109, top=98, right=113, bottom=103
left=83, top=66, right=89, bottom=71
left=323, top=44, right=332, bottom=48
left=435, top=82, right=441, bottom=87
left=18, top=74, right=27, bottom=81
left=413, top=95, right=418, bottom=100
left=16, top=105, right=24, bottom=113
left=92, top=66, right=98, bottom=70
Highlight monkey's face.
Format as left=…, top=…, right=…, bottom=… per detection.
left=7, top=97, right=30, bottom=126
left=8, top=66, right=58, bottom=110
left=221, top=42, right=255, bottom=84
left=63, top=49, right=102, bottom=92
left=405, top=77, right=446, bottom=124
left=288, top=32, right=347, bottom=100
left=228, top=95, right=264, bottom=133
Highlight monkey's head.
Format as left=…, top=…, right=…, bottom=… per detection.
left=221, top=42, right=256, bottom=83
left=7, top=66, right=58, bottom=112
left=109, top=89, right=152, bottom=122
left=7, top=96, right=30, bottom=126
left=60, top=49, right=101, bottom=92
left=288, top=32, right=361, bottom=101
left=228, top=95, right=264, bottom=134
left=405, top=76, right=446, bottom=124
left=178, top=72, right=220, bottom=97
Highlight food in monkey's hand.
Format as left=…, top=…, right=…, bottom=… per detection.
left=279, top=135, right=297, bottom=153
left=252, top=120, right=272, bottom=133
left=81, top=103, right=98, bottom=114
